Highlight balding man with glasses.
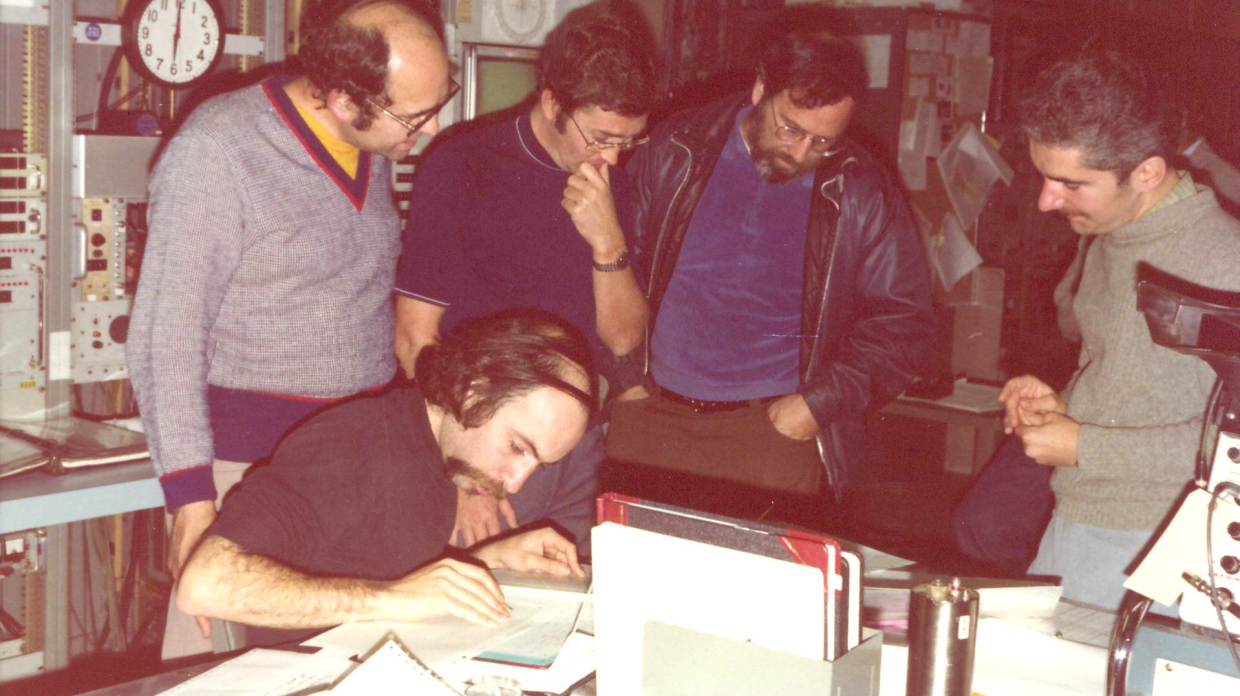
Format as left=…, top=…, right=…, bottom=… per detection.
left=392, top=8, right=655, bottom=553
left=129, top=1, right=456, bottom=659
left=605, top=25, right=933, bottom=507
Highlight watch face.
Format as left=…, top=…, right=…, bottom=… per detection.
left=128, top=0, right=224, bottom=88
left=497, top=0, right=547, bottom=41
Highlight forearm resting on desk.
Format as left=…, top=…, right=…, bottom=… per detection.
left=178, top=535, right=511, bottom=629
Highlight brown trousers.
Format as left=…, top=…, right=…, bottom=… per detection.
left=605, top=390, right=823, bottom=495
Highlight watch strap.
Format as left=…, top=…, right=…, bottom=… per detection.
left=592, top=248, right=631, bottom=272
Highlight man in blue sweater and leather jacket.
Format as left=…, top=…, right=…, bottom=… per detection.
left=605, top=26, right=933, bottom=502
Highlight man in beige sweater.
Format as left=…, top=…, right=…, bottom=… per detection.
left=954, top=50, right=1240, bottom=610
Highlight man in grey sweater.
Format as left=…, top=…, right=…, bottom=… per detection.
left=954, top=50, right=1240, bottom=610
left=128, top=1, right=455, bottom=658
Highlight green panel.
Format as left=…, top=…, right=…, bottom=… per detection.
left=477, top=59, right=538, bottom=116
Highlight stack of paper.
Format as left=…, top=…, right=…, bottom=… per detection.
left=332, top=635, right=463, bottom=695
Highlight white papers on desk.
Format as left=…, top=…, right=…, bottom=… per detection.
left=304, top=596, right=575, bottom=673
left=1004, top=598, right=1118, bottom=649
left=158, top=648, right=356, bottom=695
left=303, top=574, right=589, bottom=674
left=592, top=522, right=824, bottom=696
left=879, top=617, right=1107, bottom=696
left=473, top=588, right=584, bottom=666
left=972, top=618, right=1107, bottom=695
left=332, top=636, right=464, bottom=695
left=440, top=630, right=596, bottom=695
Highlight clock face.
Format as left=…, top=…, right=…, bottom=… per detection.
left=125, top=0, right=225, bottom=89
left=496, top=0, right=547, bottom=42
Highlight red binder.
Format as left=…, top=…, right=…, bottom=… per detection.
left=596, top=492, right=851, bottom=660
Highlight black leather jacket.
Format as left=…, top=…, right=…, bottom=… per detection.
left=623, top=95, right=934, bottom=496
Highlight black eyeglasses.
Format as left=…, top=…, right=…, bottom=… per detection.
left=366, top=78, right=461, bottom=134
left=768, top=100, right=837, bottom=154
left=568, top=113, right=649, bottom=152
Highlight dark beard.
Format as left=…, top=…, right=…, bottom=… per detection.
left=444, top=456, right=507, bottom=498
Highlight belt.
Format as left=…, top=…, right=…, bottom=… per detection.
left=653, top=384, right=779, bottom=414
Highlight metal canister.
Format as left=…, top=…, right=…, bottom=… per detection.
left=906, top=577, right=980, bottom=696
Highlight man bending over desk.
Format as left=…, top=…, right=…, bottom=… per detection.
left=177, top=310, right=589, bottom=641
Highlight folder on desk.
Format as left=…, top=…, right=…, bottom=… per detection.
left=0, top=416, right=147, bottom=477
left=595, top=492, right=858, bottom=660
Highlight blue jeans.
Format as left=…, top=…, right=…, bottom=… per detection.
left=1028, top=514, right=1177, bottom=616
left=951, top=436, right=1055, bottom=574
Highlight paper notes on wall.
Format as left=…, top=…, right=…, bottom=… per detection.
left=897, top=15, right=994, bottom=194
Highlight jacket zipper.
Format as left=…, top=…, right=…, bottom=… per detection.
left=643, top=134, right=694, bottom=375
left=808, top=212, right=839, bottom=484
left=805, top=193, right=840, bottom=383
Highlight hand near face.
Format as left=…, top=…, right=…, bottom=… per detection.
left=563, top=163, right=625, bottom=259
left=452, top=488, right=519, bottom=548
left=472, top=527, right=585, bottom=579
left=767, top=393, right=820, bottom=440
left=998, top=375, right=1066, bottom=433
left=1015, top=412, right=1080, bottom=467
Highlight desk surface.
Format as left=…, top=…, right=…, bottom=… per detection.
left=891, top=379, right=1003, bottom=416
left=77, top=646, right=600, bottom=696
left=0, top=459, right=162, bottom=533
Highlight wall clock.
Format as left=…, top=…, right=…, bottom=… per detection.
left=123, top=0, right=226, bottom=89
left=495, top=0, right=548, bottom=43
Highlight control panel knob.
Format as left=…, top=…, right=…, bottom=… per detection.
left=109, top=315, right=130, bottom=344
left=1222, top=555, right=1240, bottom=576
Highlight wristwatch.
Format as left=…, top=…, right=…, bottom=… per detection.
left=592, top=249, right=631, bottom=272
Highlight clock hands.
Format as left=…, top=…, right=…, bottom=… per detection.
left=172, top=0, right=183, bottom=65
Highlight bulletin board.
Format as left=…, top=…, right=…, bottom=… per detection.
left=896, top=11, right=995, bottom=193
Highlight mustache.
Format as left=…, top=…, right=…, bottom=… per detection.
left=444, top=456, right=507, bottom=498
left=752, top=150, right=805, bottom=184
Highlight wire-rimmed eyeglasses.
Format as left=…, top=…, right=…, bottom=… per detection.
left=366, top=78, right=461, bottom=135
left=768, top=100, right=838, bottom=154
left=568, top=112, right=649, bottom=152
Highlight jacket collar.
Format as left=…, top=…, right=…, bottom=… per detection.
left=672, top=93, right=857, bottom=199
left=669, top=94, right=750, bottom=155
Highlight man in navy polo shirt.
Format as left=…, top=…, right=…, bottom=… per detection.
left=393, top=8, right=654, bottom=552
left=605, top=25, right=933, bottom=502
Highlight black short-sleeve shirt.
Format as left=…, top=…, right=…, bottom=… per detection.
left=210, top=385, right=455, bottom=581
left=393, top=114, right=636, bottom=352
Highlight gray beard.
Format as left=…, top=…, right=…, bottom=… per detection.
left=752, top=151, right=805, bottom=184
left=742, top=110, right=808, bottom=185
